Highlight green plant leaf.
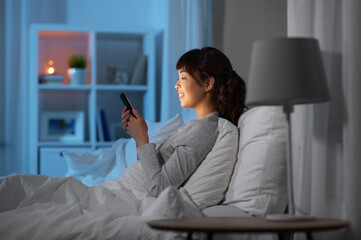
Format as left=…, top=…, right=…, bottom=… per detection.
left=69, top=54, right=87, bottom=68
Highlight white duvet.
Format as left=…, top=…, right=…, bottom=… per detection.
left=0, top=162, right=202, bottom=240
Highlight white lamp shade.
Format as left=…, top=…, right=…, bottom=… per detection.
left=247, top=38, right=330, bottom=106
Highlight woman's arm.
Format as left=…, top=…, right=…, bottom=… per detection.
left=137, top=144, right=201, bottom=197
left=137, top=116, right=219, bottom=197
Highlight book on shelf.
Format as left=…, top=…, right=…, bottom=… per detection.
left=129, top=54, right=147, bottom=85
left=97, top=108, right=111, bottom=142
left=96, top=108, right=104, bottom=142
left=39, top=74, right=63, bottom=84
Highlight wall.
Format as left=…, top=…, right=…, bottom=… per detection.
left=213, top=0, right=287, bottom=83
left=66, top=0, right=165, bottom=29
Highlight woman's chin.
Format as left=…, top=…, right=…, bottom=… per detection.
left=180, top=100, right=192, bottom=109
left=179, top=101, right=186, bottom=108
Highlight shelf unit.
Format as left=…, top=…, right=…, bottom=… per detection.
left=28, top=24, right=157, bottom=176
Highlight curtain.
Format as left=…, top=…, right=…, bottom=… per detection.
left=160, top=0, right=210, bottom=123
left=1, top=0, right=67, bottom=175
left=0, top=0, right=6, bottom=176
left=288, top=0, right=361, bottom=239
left=3, top=0, right=29, bottom=175
left=342, top=1, right=361, bottom=239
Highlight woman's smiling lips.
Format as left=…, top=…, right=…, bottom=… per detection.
left=178, top=92, right=184, bottom=99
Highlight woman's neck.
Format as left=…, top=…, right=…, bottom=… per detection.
left=195, top=103, right=217, bottom=119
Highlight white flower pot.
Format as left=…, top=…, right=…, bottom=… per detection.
left=68, top=68, right=88, bottom=85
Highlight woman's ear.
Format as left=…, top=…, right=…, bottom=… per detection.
left=204, top=77, right=215, bottom=92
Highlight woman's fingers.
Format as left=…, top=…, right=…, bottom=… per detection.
left=126, top=109, right=149, bottom=146
left=122, top=107, right=131, bottom=131
left=122, top=117, right=128, bottom=127
left=121, top=110, right=131, bottom=120
left=132, top=108, right=143, bottom=120
left=123, top=109, right=147, bottom=141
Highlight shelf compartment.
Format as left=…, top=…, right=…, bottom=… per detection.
left=38, top=90, right=91, bottom=142
left=96, top=91, right=142, bottom=142
left=39, top=147, right=93, bottom=177
left=38, top=30, right=91, bottom=85
left=96, top=32, right=144, bottom=85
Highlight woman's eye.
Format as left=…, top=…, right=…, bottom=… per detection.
left=181, top=77, right=186, bottom=80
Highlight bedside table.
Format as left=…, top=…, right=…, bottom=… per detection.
left=148, top=217, right=349, bottom=240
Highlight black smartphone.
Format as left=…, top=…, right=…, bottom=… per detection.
left=120, top=93, right=137, bottom=118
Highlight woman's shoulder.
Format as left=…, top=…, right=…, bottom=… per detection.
left=186, top=111, right=218, bottom=129
left=176, top=112, right=219, bottom=143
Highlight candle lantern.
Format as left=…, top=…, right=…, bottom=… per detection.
left=39, top=60, right=63, bottom=84
left=44, top=60, right=56, bottom=75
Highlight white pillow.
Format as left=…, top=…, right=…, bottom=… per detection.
left=181, top=118, right=238, bottom=210
left=223, top=106, right=288, bottom=216
left=64, top=139, right=128, bottom=186
left=147, top=113, right=184, bottom=147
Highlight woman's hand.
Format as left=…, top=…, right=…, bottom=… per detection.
left=121, top=106, right=149, bottom=147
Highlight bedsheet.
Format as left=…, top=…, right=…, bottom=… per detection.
left=0, top=163, right=202, bottom=240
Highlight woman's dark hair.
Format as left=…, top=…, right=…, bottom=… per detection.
left=176, top=47, right=247, bottom=125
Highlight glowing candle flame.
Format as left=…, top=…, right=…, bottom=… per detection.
left=47, top=67, right=55, bottom=74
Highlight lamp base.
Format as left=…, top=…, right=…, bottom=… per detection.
left=266, top=214, right=316, bottom=222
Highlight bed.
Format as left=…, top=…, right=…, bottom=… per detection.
left=0, top=106, right=287, bottom=240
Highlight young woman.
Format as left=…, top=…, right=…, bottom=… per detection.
left=122, top=47, right=246, bottom=197
left=0, top=47, right=246, bottom=239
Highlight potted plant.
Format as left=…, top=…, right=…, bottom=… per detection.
left=68, top=54, right=88, bottom=85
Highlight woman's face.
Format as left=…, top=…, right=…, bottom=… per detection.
left=175, top=69, right=207, bottom=109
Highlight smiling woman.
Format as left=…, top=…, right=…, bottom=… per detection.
left=121, top=47, right=246, bottom=197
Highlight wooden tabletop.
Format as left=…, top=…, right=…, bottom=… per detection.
left=148, top=217, right=349, bottom=233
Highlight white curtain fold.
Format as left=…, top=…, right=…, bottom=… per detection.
left=3, top=0, right=29, bottom=175
left=342, top=1, right=361, bottom=239
left=2, top=0, right=67, bottom=175
left=288, top=0, right=361, bottom=239
left=161, top=0, right=210, bottom=123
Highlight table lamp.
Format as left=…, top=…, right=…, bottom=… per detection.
left=247, top=38, right=330, bottom=221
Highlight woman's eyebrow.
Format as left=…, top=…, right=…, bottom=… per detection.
left=180, top=70, right=187, bottom=73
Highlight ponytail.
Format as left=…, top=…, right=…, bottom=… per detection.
left=213, top=70, right=246, bottom=125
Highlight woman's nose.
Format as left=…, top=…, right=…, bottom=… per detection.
left=175, top=80, right=180, bottom=90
